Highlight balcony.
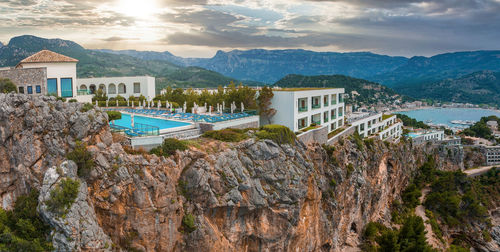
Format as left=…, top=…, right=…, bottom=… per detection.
left=298, top=107, right=308, bottom=112
left=312, top=104, right=321, bottom=109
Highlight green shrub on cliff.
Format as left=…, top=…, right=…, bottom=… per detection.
left=67, top=140, right=95, bottom=178
left=106, top=111, right=122, bottom=121
left=45, top=178, right=80, bottom=217
left=256, top=124, right=296, bottom=145
left=80, top=103, right=94, bottom=112
left=0, top=190, right=53, bottom=251
left=182, top=213, right=196, bottom=233
left=150, top=138, right=188, bottom=157
left=203, top=128, right=248, bottom=142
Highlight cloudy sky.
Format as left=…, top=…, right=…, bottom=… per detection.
left=1, top=0, right=499, bottom=57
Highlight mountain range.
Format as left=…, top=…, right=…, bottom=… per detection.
left=2, top=35, right=500, bottom=105
left=0, top=35, right=260, bottom=93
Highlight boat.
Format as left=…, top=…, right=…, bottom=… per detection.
left=450, top=120, right=475, bottom=125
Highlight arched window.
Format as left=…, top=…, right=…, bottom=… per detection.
left=99, top=84, right=106, bottom=93
left=79, top=84, right=87, bottom=91
left=118, top=83, right=126, bottom=94
left=89, top=84, right=96, bottom=94
left=108, top=83, right=116, bottom=94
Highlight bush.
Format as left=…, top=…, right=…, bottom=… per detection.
left=68, top=99, right=77, bottom=103
left=203, top=128, right=248, bottom=142
left=56, top=97, right=67, bottom=102
left=0, top=190, right=53, bottom=251
left=182, top=213, right=196, bottom=233
left=255, top=124, right=296, bottom=145
left=45, top=178, right=80, bottom=217
left=80, top=103, right=94, bottom=112
left=66, top=141, right=95, bottom=178
left=0, top=78, right=17, bottom=93
left=150, top=138, right=188, bottom=157
left=106, top=111, right=122, bottom=121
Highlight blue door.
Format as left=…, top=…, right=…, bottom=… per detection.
left=47, top=78, right=57, bottom=95
left=61, top=78, right=73, bottom=97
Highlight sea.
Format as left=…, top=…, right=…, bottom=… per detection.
left=398, top=108, right=500, bottom=129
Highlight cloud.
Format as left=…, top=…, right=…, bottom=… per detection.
left=0, top=0, right=499, bottom=56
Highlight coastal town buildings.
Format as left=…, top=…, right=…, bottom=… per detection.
left=265, top=88, right=345, bottom=133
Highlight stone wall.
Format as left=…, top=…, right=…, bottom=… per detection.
left=297, top=125, right=328, bottom=145
left=0, top=67, right=47, bottom=95
left=327, top=125, right=356, bottom=145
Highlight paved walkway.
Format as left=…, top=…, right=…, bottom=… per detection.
left=464, top=166, right=497, bottom=177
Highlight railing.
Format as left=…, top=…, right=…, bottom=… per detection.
left=312, top=104, right=321, bottom=109
left=312, top=120, right=321, bottom=125
left=77, top=89, right=90, bottom=95
left=61, top=90, right=73, bottom=97
left=298, top=107, right=308, bottom=112
left=331, top=100, right=337, bottom=105
left=134, top=123, right=159, bottom=136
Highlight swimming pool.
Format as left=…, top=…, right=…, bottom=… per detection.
left=407, top=133, right=420, bottom=138
left=110, top=113, right=192, bottom=130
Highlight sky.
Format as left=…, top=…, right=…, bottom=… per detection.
left=1, top=0, right=500, bottom=58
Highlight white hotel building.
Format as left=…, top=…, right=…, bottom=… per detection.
left=77, top=76, right=156, bottom=100
left=348, top=112, right=403, bottom=141
left=267, top=88, right=345, bottom=133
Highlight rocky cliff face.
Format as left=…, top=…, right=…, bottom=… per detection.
left=0, top=94, right=493, bottom=251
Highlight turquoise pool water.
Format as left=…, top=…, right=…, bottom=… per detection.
left=110, top=113, right=191, bottom=130
left=407, top=133, right=420, bottom=138
left=399, top=108, right=500, bottom=127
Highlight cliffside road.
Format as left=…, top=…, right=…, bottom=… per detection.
left=465, top=166, right=497, bottom=177
left=415, top=187, right=445, bottom=250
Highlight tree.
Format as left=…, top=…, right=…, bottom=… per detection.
left=257, top=86, right=276, bottom=124
left=92, top=89, right=107, bottom=101
left=0, top=78, right=17, bottom=93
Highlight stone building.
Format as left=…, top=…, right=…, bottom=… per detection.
left=0, top=67, right=47, bottom=95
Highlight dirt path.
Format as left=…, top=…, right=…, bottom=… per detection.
left=415, top=187, right=445, bottom=250
left=464, top=166, right=496, bottom=177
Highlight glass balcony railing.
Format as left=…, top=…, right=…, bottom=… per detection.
left=61, top=91, right=73, bottom=97
left=298, top=107, right=308, bottom=112
left=312, top=104, right=321, bottom=109
left=77, top=89, right=90, bottom=95
left=312, top=120, right=321, bottom=125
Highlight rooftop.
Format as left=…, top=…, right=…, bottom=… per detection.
left=18, top=50, right=78, bottom=65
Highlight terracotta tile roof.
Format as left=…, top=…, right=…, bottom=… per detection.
left=18, top=50, right=78, bottom=64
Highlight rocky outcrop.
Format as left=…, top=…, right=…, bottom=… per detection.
left=0, top=94, right=491, bottom=251
left=0, top=93, right=108, bottom=210
left=38, top=161, right=112, bottom=251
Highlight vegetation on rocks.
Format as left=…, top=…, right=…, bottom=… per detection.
left=67, top=140, right=95, bottom=178
left=106, top=111, right=122, bottom=121
left=0, top=78, right=17, bottom=93
left=0, top=190, right=53, bottom=251
left=202, top=128, right=249, bottom=142
left=45, top=178, right=80, bottom=217
left=182, top=213, right=197, bottom=233
left=80, top=103, right=94, bottom=112
left=255, top=124, right=296, bottom=145
left=150, top=138, right=189, bottom=157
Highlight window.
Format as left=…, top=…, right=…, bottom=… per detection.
left=118, top=83, right=126, bottom=94
left=323, top=95, right=329, bottom=106
left=298, top=117, right=308, bottom=129
left=47, top=78, right=57, bottom=95
left=18, top=87, right=24, bottom=94
left=36, top=85, right=41, bottom=93
left=134, top=82, right=141, bottom=93
left=339, top=94, right=344, bottom=103
left=108, top=84, right=116, bottom=94
left=331, top=122, right=337, bottom=131
left=298, top=98, right=308, bottom=112
left=331, top=109, right=336, bottom=119
left=323, top=111, right=329, bottom=123
left=312, top=96, right=321, bottom=109
left=61, top=78, right=73, bottom=97
left=27, top=86, right=33, bottom=94
left=331, top=94, right=337, bottom=105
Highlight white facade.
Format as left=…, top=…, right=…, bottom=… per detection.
left=18, top=62, right=77, bottom=98
left=77, top=76, right=156, bottom=100
left=266, top=88, right=345, bottom=132
left=409, top=130, right=445, bottom=145
left=350, top=113, right=402, bottom=141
